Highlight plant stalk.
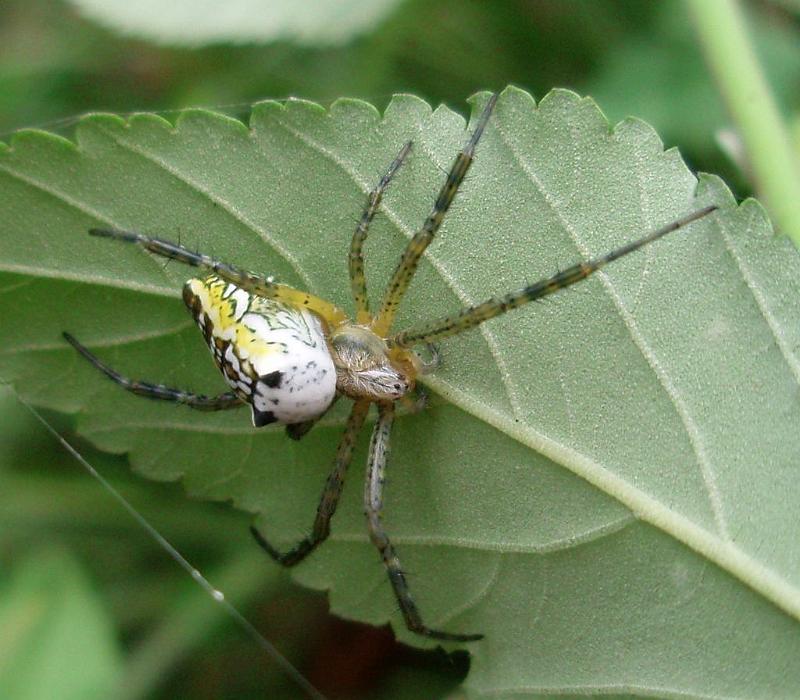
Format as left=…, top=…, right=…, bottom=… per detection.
left=687, top=0, right=800, bottom=246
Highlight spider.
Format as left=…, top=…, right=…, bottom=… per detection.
left=64, top=93, right=717, bottom=642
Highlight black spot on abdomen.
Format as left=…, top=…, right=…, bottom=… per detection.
left=182, top=282, right=196, bottom=311
left=262, top=370, right=283, bottom=388
left=252, top=409, right=277, bottom=427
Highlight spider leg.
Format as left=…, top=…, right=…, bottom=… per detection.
left=88, top=228, right=348, bottom=327
left=284, top=394, right=342, bottom=441
left=250, top=399, right=370, bottom=566
left=365, top=401, right=483, bottom=641
left=284, top=420, right=317, bottom=441
left=415, top=343, right=441, bottom=374
left=390, top=205, right=718, bottom=348
left=63, top=332, right=243, bottom=410
left=372, top=93, right=498, bottom=335
left=350, top=141, right=413, bottom=323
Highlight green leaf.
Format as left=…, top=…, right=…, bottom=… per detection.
left=2, top=87, right=800, bottom=697
left=65, top=0, right=405, bottom=47
left=0, top=548, right=123, bottom=700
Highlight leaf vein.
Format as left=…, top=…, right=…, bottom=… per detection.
left=93, top=124, right=314, bottom=290
left=0, top=162, right=186, bottom=284
left=491, top=118, right=730, bottom=541
left=424, top=375, right=800, bottom=624
left=0, top=262, right=175, bottom=297
left=716, top=210, right=800, bottom=386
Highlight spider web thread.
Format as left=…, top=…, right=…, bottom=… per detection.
left=11, top=388, right=327, bottom=700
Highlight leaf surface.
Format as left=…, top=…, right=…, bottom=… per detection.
left=2, top=87, right=800, bottom=697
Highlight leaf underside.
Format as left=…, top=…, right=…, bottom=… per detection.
left=2, top=87, right=800, bottom=698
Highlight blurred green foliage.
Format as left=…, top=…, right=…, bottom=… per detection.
left=2, top=0, right=799, bottom=698
left=3, top=0, right=799, bottom=193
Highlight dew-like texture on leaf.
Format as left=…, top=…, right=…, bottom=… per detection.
left=1, top=87, right=799, bottom=697
left=66, top=0, right=404, bottom=47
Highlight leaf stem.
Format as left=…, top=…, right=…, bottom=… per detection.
left=686, top=0, right=800, bottom=246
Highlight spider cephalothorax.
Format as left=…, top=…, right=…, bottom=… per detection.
left=329, top=324, right=416, bottom=401
left=65, top=93, right=716, bottom=642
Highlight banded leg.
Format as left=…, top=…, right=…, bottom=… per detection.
left=372, top=93, right=498, bottom=336
left=390, top=205, right=718, bottom=348
left=88, top=228, right=348, bottom=327
left=64, top=332, right=243, bottom=410
left=365, top=401, right=483, bottom=641
left=250, top=399, right=370, bottom=566
left=350, top=141, right=413, bottom=323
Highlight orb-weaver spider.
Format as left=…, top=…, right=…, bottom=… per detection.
left=64, top=93, right=717, bottom=642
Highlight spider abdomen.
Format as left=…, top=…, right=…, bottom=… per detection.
left=183, top=275, right=337, bottom=427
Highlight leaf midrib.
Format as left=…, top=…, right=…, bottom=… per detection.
left=491, top=111, right=730, bottom=541
left=426, top=372, right=800, bottom=624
